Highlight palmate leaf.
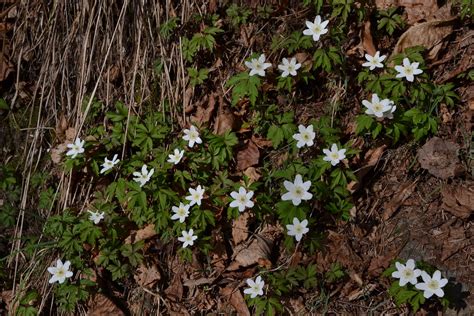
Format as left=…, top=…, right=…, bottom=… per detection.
left=226, top=72, right=261, bottom=106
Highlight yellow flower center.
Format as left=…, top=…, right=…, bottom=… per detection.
left=428, top=280, right=439, bottom=290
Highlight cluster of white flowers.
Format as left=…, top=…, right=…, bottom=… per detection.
left=173, top=184, right=205, bottom=248
left=362, top=94, right=396, bottom=119
left=392, top=259, right=448, bottom=299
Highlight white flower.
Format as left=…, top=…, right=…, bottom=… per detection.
left=391, top=259, right=422, bottom=286
left=362, top=51, right=386, bottom=70
left=292, top=124, right=315, bottom=148
left=183, top=125, right=202, bottom=148
left=278, top=57, right=301, bottom=77
left=383, top=104, right=397, bottom=119
left=88, top=210, right=105, bottom=224
left=286, top=218, right=309, bottom=242
left=362, top=94, right=394, bottom=118
left=133, top=164, right=154, bottom=187
left=168, top=148, right=184, bottom=165
left=66, top=138, right=85, bottom=159
left=281, top=174, right=312, bottom=206
left=415, top=270, right=448, bottom=299
left=243, top=276, right=265, bottom=298
left=245, top=54, right=272, bottom=77
left=178, top=229, right=198, bottom=248
left=100, top=154, right=120, bottom=174
left=185, top=185, right=205, bottom=206
left=303, top=15, right=329, bottom=42
left=229, top=187, right=254, bottom=213
left=395, top=58, right=423, bottom=82
left=323, top=144, right=346, bottom=166
left=171, top=203, right=190, bottom=223
left=47, top=259, right=73, bottom=284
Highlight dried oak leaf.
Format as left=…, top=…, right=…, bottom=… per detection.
left=391, top=19, right=455, bottom=61
left=362, top=20, right=376, bottom=56
left=134, top=264, right=161, bottom=289
left=232, top=212, right=253, bottom=246
left=227, top=231, right=273, bottom=271
left=213, top=105, right=236, bottom=135
left=399, top=0, right=439, bottom=24
left=191, top=93, right=216, bottom=126
left=417, top=137, right=464, bottom=179
left=236, top=139, right=259, bottom=171
left=124, top=224, right=156, bottom=244
left=441, top=184, right=474, bottom=219
left=220, top=286, right=250, bottom=316
left=87, top=293, right=125, bottom=316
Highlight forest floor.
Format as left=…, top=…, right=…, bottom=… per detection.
left=0, top=0, right=473, bottom=315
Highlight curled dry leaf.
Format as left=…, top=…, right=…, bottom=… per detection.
left=390, top=19, right=455, bottom=61
left=362, top=20, right=376, bottom=56
left=134, top=264, right=161, bottom=289
left=417, top=137, right=464, bottom=179
left=220, top=286, right=250, bottom=316
left=226, top=235, right=272, bottom=271
left=441, top=184, right=474, bottom=219
left=399, top=0, right=439, bottom=24
left=191, top=93, right=216, bottom=126
left=236, top=139, right=259, bottom=171
left=213, top=104, right=236, bottom=135
left=125, top=224, right=157, bottom=244
left=232, top=212, right=252, bottom=246
left=88, top=293, right=125, bottom=316
left=243, top=167, right=261, bottom=184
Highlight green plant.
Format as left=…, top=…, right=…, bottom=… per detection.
left=187, top=67, right=209, bottom=87
left=182, top=25, right=223, bottom=62
left=226, top=71, right=262, bottom=106
left=226, top=4, right=251, bottom=27
left=159, top=17, right=180, bottom=39
left=377, top=7, right=405, bottom=35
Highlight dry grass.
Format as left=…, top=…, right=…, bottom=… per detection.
left=6, top=0, right=207, bottom=312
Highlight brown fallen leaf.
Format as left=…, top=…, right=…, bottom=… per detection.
left=165, top=272, right=184, bottom=302
left=0, top=52, right=13, bottom=82
left=236, top=139, right=259, bottom=171
left=348, top=145, right=386, bottom=192
left=88, top=293, right=125, bottom=316
left=191, top=94, right=216, bottom=126
left=417, top=137, right=465, bottom=179
left=382, top=180, right=418, bottom=220
left=441, top=184, right=474, bottom=219
left=347, top=284, right=377, bottom=301
left=243, top=167, right=261, bottom=184
left=134, top=264, right=161, bottom=289
left=213, top=104, right=236, bottom=135
left=362, top=20, right=376, bottom=56
left=375, top=0, right=397, bottom=10
left=227, top=235, right=272, bottom=271
left=232, top=212, right=252, bottom=246
left=390, top=19, right=455, bottom=61
left=220, top=286, right=250, bottom=316
left=399, top=0, right=439, bottom=25
left=50, top=144, right=67, bottom=164
left=124, top=224, right=157, bottom=244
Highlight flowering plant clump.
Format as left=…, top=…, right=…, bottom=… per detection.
left=28, top=2, right=462, bottom=314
